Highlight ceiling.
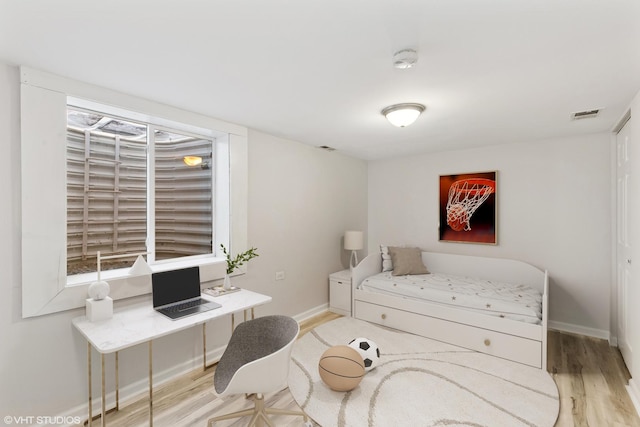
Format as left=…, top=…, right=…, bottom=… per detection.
left=1, top=0, right=639, bottom=160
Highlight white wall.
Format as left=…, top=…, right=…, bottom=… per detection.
left=368, top=134, right=612, bottom=337
left=0, top=62, right=367, bottom=419
left=240, top=130, right=368, bottom=310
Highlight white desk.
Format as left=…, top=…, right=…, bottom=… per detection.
left=72, top=289, right=272, bottom=427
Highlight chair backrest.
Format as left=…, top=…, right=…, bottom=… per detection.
left=214, top=315, right=300, bottom=395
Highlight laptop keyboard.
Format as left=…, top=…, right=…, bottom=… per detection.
left=166, top=299, right=203, bottom=313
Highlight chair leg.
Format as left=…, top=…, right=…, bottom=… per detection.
left=208, top=407, right=257, bottom=426
left=252, top=397, right=265, bottom=427
left=265, top=407, right=309, bottom=422
left=248, top=411, right=275, bottom=427
left=208, top=393, right=309, bottom=427
left=247, top=411, right=262, bottom=427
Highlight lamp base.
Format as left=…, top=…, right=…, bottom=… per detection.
left=350, top=251, right=359, bottom=269
left=86, top=297, right=113, bottom=322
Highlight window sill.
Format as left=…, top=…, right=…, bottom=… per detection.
left=67, top=256, right=228, bottom=287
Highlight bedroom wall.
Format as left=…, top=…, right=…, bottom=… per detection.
left=235, top=129, right=368, bottom=316
left=368, top=134, right=612, bottom=337
left=0, top=62, right=367, bottom=419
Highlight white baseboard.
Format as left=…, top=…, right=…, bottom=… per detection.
left=627, top=379, right=640, bottom=418
left=291, top=303, right=329, bottom=324
left=548, top=320, right=610, bottom=341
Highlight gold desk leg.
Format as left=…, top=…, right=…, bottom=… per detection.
left=244, top=310, right=247, bottom=322
left=149, top=340, right=153, bottom=427
left=231, top=313, right=235, bottom=331
left=202, top=323, right=207, bottom=370
left=115, top=351, right=119, bottom=411
left=251, top=307, right=255, bottom=319
left=88, top=342, right=92, bottom=427
left=101, top=353, right=106, bottom=427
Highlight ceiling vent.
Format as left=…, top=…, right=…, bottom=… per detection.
left=317, top=145, right=336, bottom=152
left=571, top=109, right=600, bottom=120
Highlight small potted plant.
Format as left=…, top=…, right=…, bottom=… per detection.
left=220, top=244, right=259, bottom=289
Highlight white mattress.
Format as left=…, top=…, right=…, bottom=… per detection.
left=359, top=271, right=542, bottom=324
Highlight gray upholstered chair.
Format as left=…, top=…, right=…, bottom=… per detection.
left=207, top=315, right=310, bottom=427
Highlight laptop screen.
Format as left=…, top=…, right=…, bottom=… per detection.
left=152, top=266, right=201, bottom=308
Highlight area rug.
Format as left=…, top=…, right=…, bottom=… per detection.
left=289, top=317, right=559, bottom=427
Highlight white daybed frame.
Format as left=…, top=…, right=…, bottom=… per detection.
left=351, top=251, right=549, bottom=370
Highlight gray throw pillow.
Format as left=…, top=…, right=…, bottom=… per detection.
left=388, top=246, right=430, bottom=276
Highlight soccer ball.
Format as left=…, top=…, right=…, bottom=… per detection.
left=348, top=337, right=380, bottom=371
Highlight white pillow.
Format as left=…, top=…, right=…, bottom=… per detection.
left=380, top=245, right=393, bottom=272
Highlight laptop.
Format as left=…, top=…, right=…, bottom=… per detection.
left=152, top=266, right=221, bottom=320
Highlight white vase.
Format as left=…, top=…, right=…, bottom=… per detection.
left=223, top=274, right=231, bottom=290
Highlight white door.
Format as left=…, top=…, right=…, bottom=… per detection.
left=617, top=115, right=634, bottom=370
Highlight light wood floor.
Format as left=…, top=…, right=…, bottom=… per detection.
left=101, top=312, right=640, bottom=426
left=548, top=330, right=640, bottom=426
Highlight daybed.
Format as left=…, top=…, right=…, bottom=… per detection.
left=351, top=249, right=549, bottom=370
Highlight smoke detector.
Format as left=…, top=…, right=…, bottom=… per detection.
left=392, top=49, right=418, bottom=69
left=571, top=109, right=600, bottom=120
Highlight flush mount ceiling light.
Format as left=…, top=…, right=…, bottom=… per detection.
left=381, top=103, right=426, bottom=127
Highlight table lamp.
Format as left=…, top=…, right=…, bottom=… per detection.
left=344, top=231, right=364, bottom=269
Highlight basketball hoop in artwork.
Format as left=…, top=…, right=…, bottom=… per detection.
left=446, top=178, right=496, bottom=232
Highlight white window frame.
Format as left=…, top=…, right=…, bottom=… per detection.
left=20, top=67, right=249, bottom=318
left=65, top=101, right=216, bottom=284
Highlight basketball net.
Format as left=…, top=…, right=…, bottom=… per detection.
left=446, top=179, right=495, bottom=232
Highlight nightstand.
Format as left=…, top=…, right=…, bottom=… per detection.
left=329, top=269, right=351, bottom=316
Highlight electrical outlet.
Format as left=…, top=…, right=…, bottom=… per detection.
left=275, top=271, right=285, bottom=281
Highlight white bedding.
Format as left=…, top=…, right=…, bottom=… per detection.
left=359, top=271, right=542, bottom=324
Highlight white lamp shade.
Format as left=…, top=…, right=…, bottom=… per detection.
left=344, top=231, right=364, bottom=251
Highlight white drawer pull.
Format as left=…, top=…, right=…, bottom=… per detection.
left=484, top=339, right=491, bottom=347
left=381, top=314, right=387, bottom=320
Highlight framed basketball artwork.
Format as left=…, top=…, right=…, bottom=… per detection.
left=439, top=171, right=497, bottom=244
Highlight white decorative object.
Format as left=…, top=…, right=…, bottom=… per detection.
left=223, top=274, right=232, bottom=290
left=129, top=254, right=153, bottom=276
left=348, top=337, right=380, bottom=371
left=86, top=296, right=113, bottom=322
left=86, top=251, right=113, bottom=321
left=88, top=280, right=110, bottom=300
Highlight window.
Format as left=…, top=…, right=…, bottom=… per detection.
left=66, top=107, right=214, bottom=276
left=20, top=66, right=248, bottom=317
